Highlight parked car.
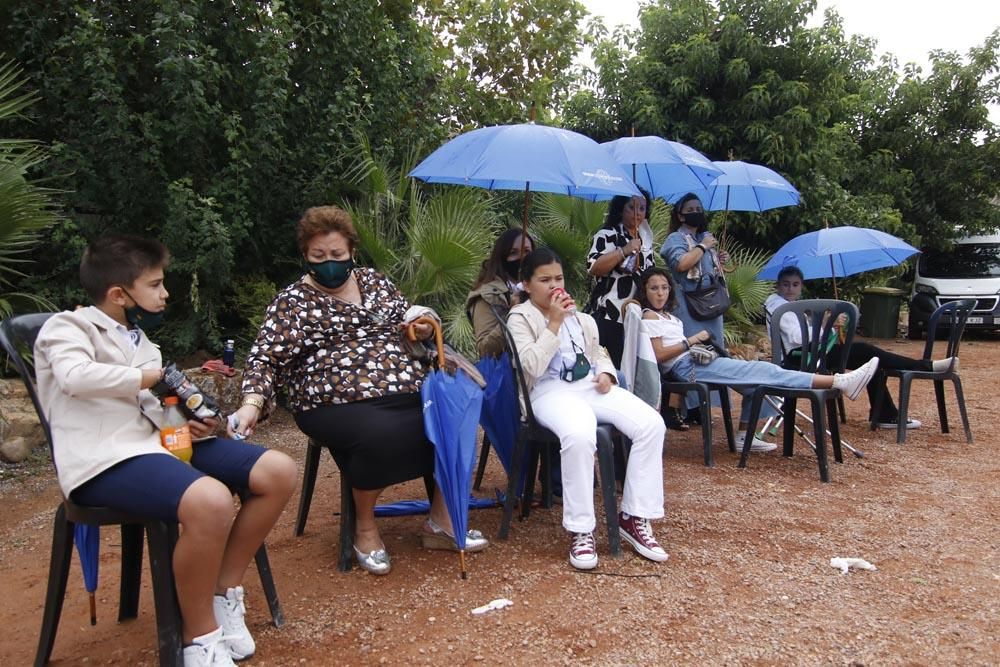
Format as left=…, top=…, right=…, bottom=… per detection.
left=908, top=232, right=1000, bottom=339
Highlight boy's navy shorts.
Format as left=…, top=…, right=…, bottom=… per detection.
left=71, top=437, right=268, bottom=522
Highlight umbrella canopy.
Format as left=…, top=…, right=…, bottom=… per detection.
left=599, top=136, right=723, bottom=200
left=409, top=317, right=484, bottom=578
left=757, top=226, right=919, bottom=280
left=74, top=523, right=99, bottom=625
left=668, top=160, right=800, bottom=212
left=409, top=123, right=641, bottom=228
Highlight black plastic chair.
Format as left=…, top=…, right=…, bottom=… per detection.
left=294, top=438, right=435, bottom=572
left=661, top=379, right=735, bottom=467
left=740, top=300, right=859, bottom=482
left=0, top=313, right=283, bottom=667
left=493, top=317, right=622, bottom=557
left=869, top=299, right=974, bottom=444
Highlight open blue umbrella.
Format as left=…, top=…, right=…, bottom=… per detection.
left=757, top=225, right=919, bottom=297
left=409, top=123, right=641, bottom=231
left=668, top=160, right=800, bottom=212
left=74, top=523, right=99, bottom=625
left=409, top=316, right=484, bottom=578
left=599, top=136, right=723, bottom=200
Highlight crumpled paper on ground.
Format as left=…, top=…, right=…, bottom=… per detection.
left=471, top=598, right=513, bottom=615
left=830, top=557, right=877, bottom=575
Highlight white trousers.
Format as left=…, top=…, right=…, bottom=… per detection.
left=531, top=379, right=666, bottom=533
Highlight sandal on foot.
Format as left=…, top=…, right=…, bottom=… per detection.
left=421, top=518, right=489, bottom=553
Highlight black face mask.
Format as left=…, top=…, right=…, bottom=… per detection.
left=502, top=259, right=522, bottom=282
left=683, top=211, right=707, bottom=232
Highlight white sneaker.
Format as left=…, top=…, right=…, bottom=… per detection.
left=213, top=586, right=255, bottom=660
left=878, top=418, right=922, bottom=430
left=183, top=628, right=236, bottom=667
left=737, top=431, right=777, bottom=453
left=932, top=357, right=958, bottom=373
left=833, top=358, right=880, bottom=400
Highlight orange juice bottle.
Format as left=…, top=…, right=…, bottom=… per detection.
left=160, top=395, right=193, bottom=463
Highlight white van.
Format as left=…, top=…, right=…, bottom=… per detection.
left=908, top=232, right=1000, bottom=338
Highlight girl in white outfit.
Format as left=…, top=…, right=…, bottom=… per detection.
left=507, top=248, right=668, bottom=570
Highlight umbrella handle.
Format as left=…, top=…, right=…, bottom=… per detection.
left=406, top=316, right=445, bottom=370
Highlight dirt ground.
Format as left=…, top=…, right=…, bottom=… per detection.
left=1, top=336, right=998, bottom=666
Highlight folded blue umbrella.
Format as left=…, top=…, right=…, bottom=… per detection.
left=474, top=353, right=519, bottom=475
left=373, top=495, right=500, bottom=517
left=74, top=523, right=99, bottom=625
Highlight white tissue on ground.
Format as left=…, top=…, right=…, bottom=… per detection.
left=471, top=598, right=513, bottom=615
left=830, top=557, right=877, bottom=574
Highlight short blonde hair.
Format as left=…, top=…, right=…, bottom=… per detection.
left=296, top=206, right=358, bottom=255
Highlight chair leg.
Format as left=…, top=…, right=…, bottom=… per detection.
left=934, top=379, right=949, bottom=433
left=539, top=442, right=554, bottom=510
left=520, top=443, right=541, bottom=520
left=118, top=523, right=145, bottom=621
left=294, top=439, right=322, bottom=536
left=827, top=398, right=843, bottom=464
left=473, top=434, right=491, bottom=491
left=897, top=376, right=913, bottom=444
left=498, top=430, right=529, bottom=540
left=253, top=544, right=285, bottom=628
left=952, top=376, right=973, bottom=443
left=34, top=505, right=73, bottom=667
left=337, top=471, right=356, bottom=572
left=693, top=385, right=712, bottom=467
left=716, top=386, right=736, bottom=454
left=837, top=394, right=847, bottom=424
left=596, top=428, right=621, bottom=557
left=782, top=397, right=797, bottom=458
left=738, top=393, right=764, bottom=469
left=146, top=522, right=183, bottom=667
left=812, top=398, right=830, bottom=483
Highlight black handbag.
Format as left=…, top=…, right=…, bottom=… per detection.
left=683, top=249, right=730, bottom=321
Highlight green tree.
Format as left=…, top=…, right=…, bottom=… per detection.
left=418, top=0, right=590, bottom=128
left=2, top=1, right=446, bottom=355
left=0, top=60, right=60, bottom=317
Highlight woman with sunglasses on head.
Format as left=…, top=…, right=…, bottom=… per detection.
left=508, top=248, right=668, bottom=571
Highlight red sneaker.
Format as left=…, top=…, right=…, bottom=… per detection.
left=619, top=512, right=668, bottom=562
left=569, top=532, right=598, bottom=570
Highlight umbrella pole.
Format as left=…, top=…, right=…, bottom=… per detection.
left=521, top=182, right=530, bottom=236
left=831, top=258, right=839, bottom=299
left=89, top=592, right=97, bottom=626
left=460, top=550, right=468, bottom=580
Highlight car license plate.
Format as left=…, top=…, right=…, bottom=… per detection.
left=966, top=316, right=984, bottom=324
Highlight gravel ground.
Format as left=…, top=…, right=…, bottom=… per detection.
left=0, top=336, right=997, bottom=665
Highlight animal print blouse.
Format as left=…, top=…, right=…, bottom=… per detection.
left=586, top=222, right=655, bottom=324
left=241, top=267, right=427, bottom=412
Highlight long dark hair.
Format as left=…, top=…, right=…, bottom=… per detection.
left=473, top=228, right=536, bottom=288
left=637, top=267, right=678, bottom=313
left=668, top=192, right=703, bottom=234
left=602, top=188, right=652, bottom=231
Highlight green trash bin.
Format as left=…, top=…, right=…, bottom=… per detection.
left=859, top=287, right=907, bottom=338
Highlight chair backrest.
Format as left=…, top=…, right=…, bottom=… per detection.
left=0, top=313, right=57, bottom=453
left=768, top=299, right=858, bottom=374
left=490, top=305, right=537, bottom=427
left=922, top=299, right=975, bottom=362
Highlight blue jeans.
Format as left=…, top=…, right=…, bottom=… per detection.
left=693, top=357, right=814, bottom=424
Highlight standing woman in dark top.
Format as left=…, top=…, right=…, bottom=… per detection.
left=586, top=189, right=655, bottom=366
left=231, top=205, right=488, bottom=576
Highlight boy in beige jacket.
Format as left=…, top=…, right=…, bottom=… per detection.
left=34, top=234, right=296, bottom=667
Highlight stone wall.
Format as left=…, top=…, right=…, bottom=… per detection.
left=0, top=369, right=242, bottom=464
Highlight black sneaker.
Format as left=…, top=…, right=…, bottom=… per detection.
left=684, top=406, right=702, bottom=426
